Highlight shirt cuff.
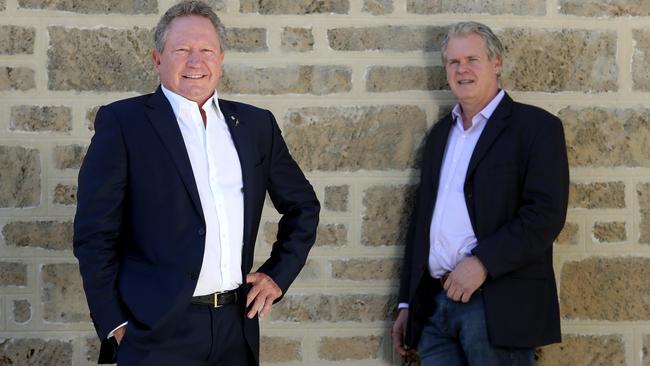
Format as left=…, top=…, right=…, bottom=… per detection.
left=398, top=303, right=409, bottom=309
left=107, top=321, right=128, bottom=339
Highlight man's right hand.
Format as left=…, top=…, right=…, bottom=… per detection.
left=113, top=324, right=126, bottom=345
left=391, top=308, right=410, bottom=356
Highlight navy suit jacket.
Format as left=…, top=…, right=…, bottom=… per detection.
left=399, top=93, right=569, bottom=349
left=73, top=87, right=319, bottom=364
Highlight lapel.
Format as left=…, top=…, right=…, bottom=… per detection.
left=218, top=99, right=255, bottom=245
left=145, top=87, right=204, bottom=219
left=465, top=93, right=513, bottom=179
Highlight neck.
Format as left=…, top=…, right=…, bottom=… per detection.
left=458, top=89, right=499, bottom=128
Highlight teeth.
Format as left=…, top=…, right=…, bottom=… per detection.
left=184, top=75, right=203, bottom=79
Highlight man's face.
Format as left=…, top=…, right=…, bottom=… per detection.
left=445, top=34, right=501, bottom=107
left=152, top=15, right=224, bottom=106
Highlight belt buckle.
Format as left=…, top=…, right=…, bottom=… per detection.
left=214, top=293, right=222, bottom=308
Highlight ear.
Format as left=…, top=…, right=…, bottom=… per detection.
left=152, top=48, right=161, bottom=71
left=493, top=55, right=502, bottom=75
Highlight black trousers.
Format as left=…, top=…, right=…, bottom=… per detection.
left=116, top=303, right=255, bottom=366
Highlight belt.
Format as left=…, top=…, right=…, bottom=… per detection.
left=191, top=289, right=240, bottom=308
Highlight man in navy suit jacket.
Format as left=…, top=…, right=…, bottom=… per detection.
left=73, top=1, right=319, bottom=364
left=392, top=22, right=569, bottom=365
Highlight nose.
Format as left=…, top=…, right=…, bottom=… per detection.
left=456, top=60, right=470, bottom=73
left=187, top=50, right=201, bottom=65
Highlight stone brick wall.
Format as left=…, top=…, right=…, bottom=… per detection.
left=0, top=0, right=649, bottom=365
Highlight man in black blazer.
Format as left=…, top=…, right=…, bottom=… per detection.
left=73, top=1, right=319, bottom=365
left=392, top=22, right=569, bottom=365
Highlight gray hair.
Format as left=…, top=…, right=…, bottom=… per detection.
left=154, top=0, right=226, bottom=53
left=441, top=21, right=503, bottom=65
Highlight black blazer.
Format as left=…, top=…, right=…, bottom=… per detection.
left=73, top=87, right=320, bottom=364
left=399, top=93, right=569, bottom=349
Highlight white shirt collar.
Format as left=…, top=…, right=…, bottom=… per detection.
left=160, top=84, right=222, bottom=120
left=451, top=89, right=506, bottom=128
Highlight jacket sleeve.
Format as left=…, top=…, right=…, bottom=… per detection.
left=73, top=105, right=130, bottom=340
left=472, top=115, right=570, bottom=279
left=257, top=110, right=320, bottom=296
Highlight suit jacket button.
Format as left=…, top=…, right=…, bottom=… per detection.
left=188, top=272, right=199, bottom=280
left=198, top=228, right=205, bottom=236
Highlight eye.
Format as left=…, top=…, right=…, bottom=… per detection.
left=174, top=48, right=189, bottom=54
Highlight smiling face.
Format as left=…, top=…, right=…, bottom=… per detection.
left=445, top=33, right=501, bottom=113
left=152, top=15, right=224, bottom=106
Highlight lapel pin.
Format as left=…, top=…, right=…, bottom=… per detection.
left=230, top=115, right=239, bottom=127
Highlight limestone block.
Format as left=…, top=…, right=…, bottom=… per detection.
left=560, top=257, right=650, bottom=320
left=500, top=29, right=617, bottom=92
left=555, top=222, right=579, bottom=245
left=362, top=185, right=417, bottom=246
left=331, top=258, right=401, bottom=280
left=318, top=336, right=382, bottom=360
left=86, top=106, right=100, bottom=131
left=10, top=106, right=72, bottom=132
left=560, top=107, right=650, bottom=167
left=284, top=106, right=426, bottom=171
left=13, top=299, right=31, bottom=323
left=363, top=0, right=393, bottom=15
left=41, top=263, right=90, bottom=322
left=296, top=259, right=320, bottom=281
left=264, top=222, right=347, bottom=247
left=366, top=66, right=447, bottom=92
left=225, top=28, right=267, bottom=52
left=568, top=182, right=625, bottom=209
left=0, top=26, right=34, bottom=54
left=324, top=185, right=348, bottom=212
left=407, top=0, right=545, bottom=14
left=0, top=146, right=40, bottom=208
left=560, top=0, right=650, bottom=16
left=260, top=336, right=302, bottom=362
left=536, top=334, right=625, bottom=366
left=269, top=294, right=396, bottom=322
left=0, top=339, right=73, bottom=366
left=48, top=27, right=157, bottom=92
left=221, top=65, right=351, bottom=95
left=240, top=0, right=349, bottom=14
left=637, top=183, right=650, bottom=244
left=633, top=30, right=650, bottom=91
left=0, top=262, right=28, bottom=287
left=18, top=0, right=156, bottom=13
left=85, top=337, right=99, bottom=363
left=281, top=27, right=314, bottom=52
left=592, top=222, right=626, bottom=243
left=53, top=145, right=87, bottom=170
left=53, top=184, right=77, bottom=205
left=328, top=26, right=446, bottom=51
left=2, top=221, right=73, bottom=251
left=0, top=67, right=35, bottom=91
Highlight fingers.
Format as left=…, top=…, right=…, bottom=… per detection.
left=391, top=309, right=409, bottom=356
left=245, top=272, right=282, bottom=319
left=114, top=325, right=126, bottom=345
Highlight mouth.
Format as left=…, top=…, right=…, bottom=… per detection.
left=182, top=74, right=206, bottom=80
left=457, top=79, right=474, bottom=85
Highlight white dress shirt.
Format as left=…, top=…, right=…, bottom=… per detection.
left=161, top=85, right=244, bottom=296
left=428, top=89, right=505, bottom=277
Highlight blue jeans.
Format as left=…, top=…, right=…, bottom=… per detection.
left=417, top=290, right=534, bottom=366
